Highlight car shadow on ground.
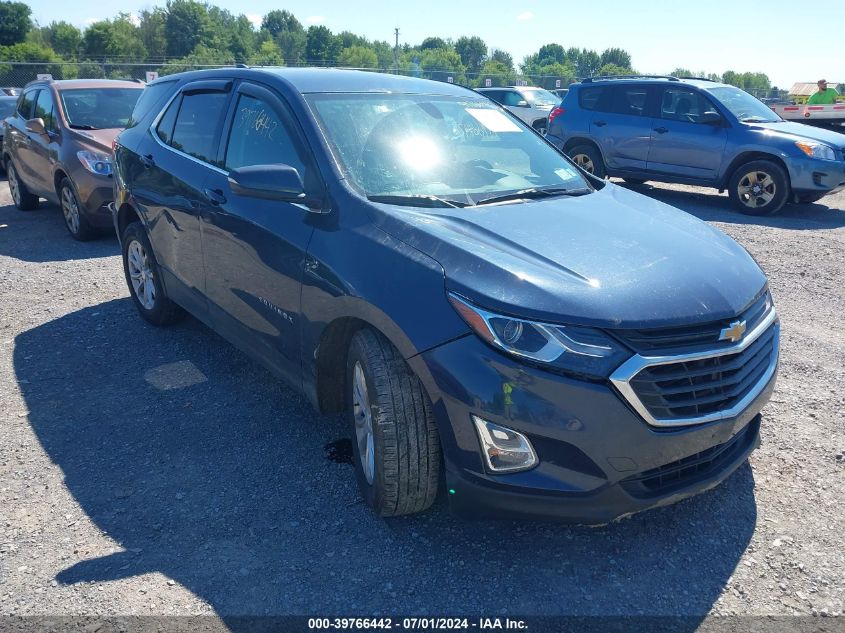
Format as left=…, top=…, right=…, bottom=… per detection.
left=617, top=181, right=845, bottom=230
left=15, top=299, right=757, bottom=625
left=0, top=198, right=117, bottom=262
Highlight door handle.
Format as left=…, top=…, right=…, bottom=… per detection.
left=654, top=127, right=669, bottom=134
left=141, top=154, right=155, bottom=168
left=203, top=188, right=227, bottom=206
left=593, top=120, right=607, bottom=127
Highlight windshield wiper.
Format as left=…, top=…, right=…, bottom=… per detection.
left=474, top=186, right=591, bottom=206
left=68, top=124, right=98, bottom=130
left=367, top=194, right=469, bottom=208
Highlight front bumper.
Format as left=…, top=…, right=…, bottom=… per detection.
left=71, top=168, right=115, bottom=228
left=416, top=333, right=775, bottom=524
left=787, top=153, right=845, bottom=196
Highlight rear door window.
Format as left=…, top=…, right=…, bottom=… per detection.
left=610, top=86, right=651, bottom=116
left=578, top=86, right=611, bottom=112
left=168, top=91, right=230, bottom=164
left=17, top=89, right=37, bottom=119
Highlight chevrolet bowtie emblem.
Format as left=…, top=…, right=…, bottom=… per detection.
left=719, top=320, right=747, bottom=343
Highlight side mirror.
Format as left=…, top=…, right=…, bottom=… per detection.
left=228, top=164, right=323, bottom=210
left=699, top=111, right=722, bottom=126
left=25, top=117, right=46, bottom=135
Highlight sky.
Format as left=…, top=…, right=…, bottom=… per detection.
left=31, top=0, right=844, bottom=89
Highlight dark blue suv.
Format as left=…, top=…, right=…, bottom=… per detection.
left=112, top=68, right=779, bottom=523
left=546, top=76, right=845, bottom=215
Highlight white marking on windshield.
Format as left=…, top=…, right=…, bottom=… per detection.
left=465, top=108, right=521, bottom=132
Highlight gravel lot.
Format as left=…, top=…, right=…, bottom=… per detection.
left=0, top=178, right=843, bottom=625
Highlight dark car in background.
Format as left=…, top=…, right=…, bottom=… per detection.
left=2, top=78, right=143, bottom=239
left=0, top=95, right=18, bottom=173
left=112, top=68, right=778, bottom=523
left=546, top=76, right=845, bottom=215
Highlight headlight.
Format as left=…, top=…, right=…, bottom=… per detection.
left=77, top=150, right=113, bottom=175
left=795, top=141, right=836, bottom=161
left=448, top=293, right=630, bottom=378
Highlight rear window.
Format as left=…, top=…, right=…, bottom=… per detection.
left=128, top=80, right=177, bottom=128
left=578, top=86, right=610, bottom=111
left=610, top=86, right=649, bottom=116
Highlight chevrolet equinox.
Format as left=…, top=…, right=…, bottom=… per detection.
left=112, top=68, right=780, bottom=522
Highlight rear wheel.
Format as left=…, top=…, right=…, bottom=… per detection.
left=567, top=144, right=606, bottom=179
left=346, top=328, right=440, bottom=517
left=728, top=160, right=788, bottom=216
left=59, top=178, right=95, bottom=241
left=7, top=161, right=39, bottom=211
left=121, top=221, right=183, bottom=326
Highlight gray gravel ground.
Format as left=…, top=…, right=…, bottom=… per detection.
left=0, top=178, right=843, bottom=626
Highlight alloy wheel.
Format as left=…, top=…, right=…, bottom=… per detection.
left=126, top=239, right=156, bottom=310
left=737, top=171, right=776, bottom=209
left=572, top=153, right=595, bottom=173
left=352, top=361, right=375, bottom=485
left=61, top=186, right=80, bottom=235
left=8, top=164, right=20, bottom=206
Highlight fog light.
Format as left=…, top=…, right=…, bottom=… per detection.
left=472, top=415, right=538, bottom=473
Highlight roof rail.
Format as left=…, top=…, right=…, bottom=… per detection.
left=677, top=76, right=718, bottom=82
left=235, top=63, right=249, bottom=69
left=582, top=75, right=680, bottom=83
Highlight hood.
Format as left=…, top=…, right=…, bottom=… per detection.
left=748, top=121, right=845, bottom=147
left=371, top=184, right=767, bottom=329
left=68, top=127, right=122, bottom=153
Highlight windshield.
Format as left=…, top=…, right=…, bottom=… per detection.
left=708, top=86, right=782, bottom=123
left=59, top=88, right=142, bottom=130
left=521, top=88, right=560, bottom=108
left=306, top=93, right=588, bottom=206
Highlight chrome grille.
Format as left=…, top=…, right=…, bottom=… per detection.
left=610, top=307, right=779, bottom=428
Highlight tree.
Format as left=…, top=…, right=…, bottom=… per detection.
left=305, top=25, right=340, bottom=65
left=249, top=39, right=283, bottom=66
left=83, top=15, right=146, bottom=61
left=600, top=48, right=631, bottom=70
left=575, top=49, right=601, bottom=78
left=476, top=59, right=514, bottom=87
left=276, top=29, right=306, bottom=65
left=338, top=45, right=377, bottom=69
left=138, top=8, right=167, bottom=59
left=261, top=10, right=301, bottom=38
left=537, top=43, right=565, bottom=64
left=165, top=0, right=210, bottom=58
left=419, top=47, right=464, bottom=83
left=371, top=40, right=394, bottom=69
left=0, top=1, right=30, bottom=46
left=43, top=21, right=82, bottom=58
left=597, top=63, right=631, bottom=77
left=490, top=48, right=513, bottom=72
left=420, top=37, right=447, bottom=50
left=454, top=35, right=487, bottom=75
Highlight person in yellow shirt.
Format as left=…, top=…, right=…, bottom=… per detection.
left=807, top=79, right=839, bottom=105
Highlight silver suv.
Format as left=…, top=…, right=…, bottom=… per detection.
left=477, top=86, right=561, bottom=134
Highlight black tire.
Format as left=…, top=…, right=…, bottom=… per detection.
left=59, top=177, right=95, bottom=241
left=7, top=161, right=39, bottom=211
left=796, top=192, right=826, bottom=204
left=728, top=160, right=789, bottom=216
left=623, top=178, right=647, bottom=185
left=121, top=221, right=183, bottom=326
left=567, top=143, right=606, bottom=178
left=346, top=328, right=440, bottom=517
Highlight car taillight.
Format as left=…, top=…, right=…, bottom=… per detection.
left=548, top=106, right=565, bottom=124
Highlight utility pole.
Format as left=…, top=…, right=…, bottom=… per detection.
left=393, top=28, right=400, bottom=70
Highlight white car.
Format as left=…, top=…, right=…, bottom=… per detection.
left=477, top=86, right=561, bottom=134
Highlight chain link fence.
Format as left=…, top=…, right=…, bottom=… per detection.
left=0, top=60, right=578, bottom=91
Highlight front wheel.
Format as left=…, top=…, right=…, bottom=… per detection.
left=59, top=178, right=95, bottom=241
left=728, top=160, right=788, bottom=216
left=121, top=221, right=183, bottom=326
left=347, top=329, right=440, bottom=517
left=567, top=144, right=606, bottom=179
